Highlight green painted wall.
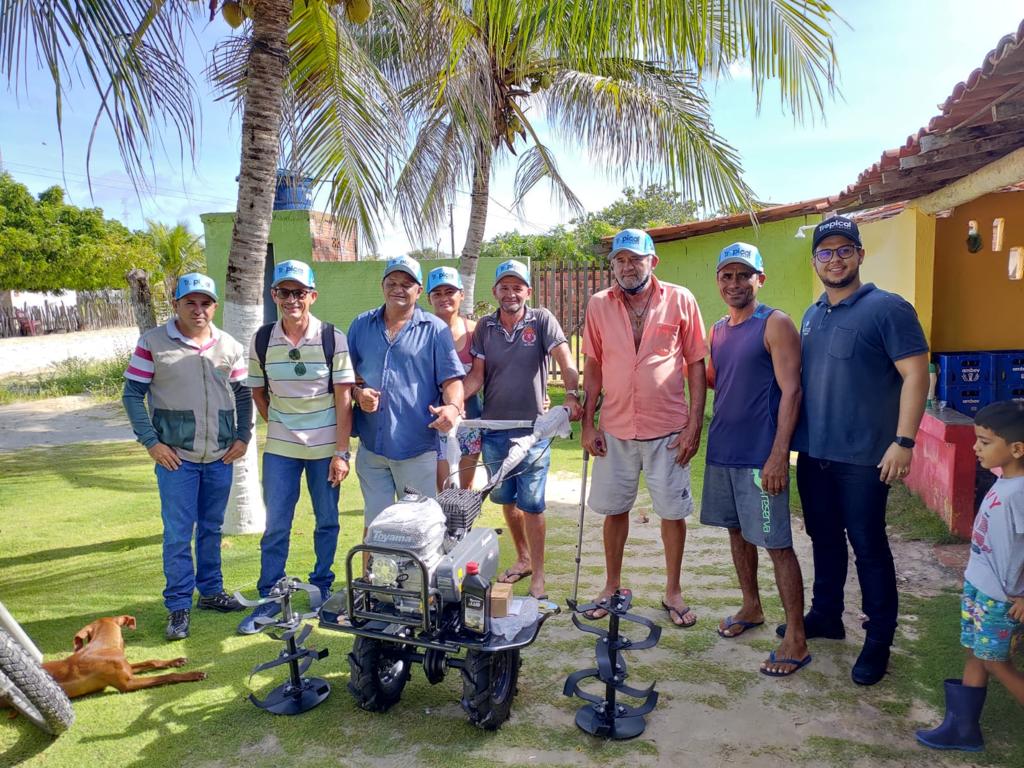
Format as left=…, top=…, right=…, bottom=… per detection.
left=653, top=215, right=821, bottom=328
left=202, top=208, right=821, bottom=335
left=199, top=210, right=507, bottom=331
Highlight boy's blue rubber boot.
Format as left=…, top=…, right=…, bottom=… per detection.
left=915, top=679, right=986, bottom=752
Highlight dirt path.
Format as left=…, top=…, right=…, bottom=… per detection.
left=0, top=395, right=134, bottom=452
left=0, top=326, right=138, bottom=379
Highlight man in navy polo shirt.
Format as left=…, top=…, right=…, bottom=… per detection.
left=786, top=215, right=929, bottom=686
left=347, top=256, right=465, bottom=531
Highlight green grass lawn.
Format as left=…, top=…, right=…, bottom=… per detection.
left=1, top=395, right=1021, bottom=767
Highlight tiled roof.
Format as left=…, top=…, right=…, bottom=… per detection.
left=833, top=19, right=1024, bottom=211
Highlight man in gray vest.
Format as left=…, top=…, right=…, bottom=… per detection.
left=700, top=243, right=808, bottom=675
left=123, top=273, right=251, bottom=640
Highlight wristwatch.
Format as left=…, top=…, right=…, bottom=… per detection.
left=894, top=436, right=915, bottom=449
left=565, top=389, right=580, bottom=399
left=334, top=450, right=352, bottom=462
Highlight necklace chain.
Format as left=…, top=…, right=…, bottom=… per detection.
left=625, top=286, right=655, bottom=329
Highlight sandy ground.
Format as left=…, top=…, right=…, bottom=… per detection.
left=0, top=326, right=138, bottom=379
left=0, top=395, right=134, bottom=452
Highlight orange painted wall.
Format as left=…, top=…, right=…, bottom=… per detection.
left=932, top=191, right=1024, bottom=352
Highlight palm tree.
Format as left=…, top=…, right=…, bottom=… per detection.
left=388, top=1, right=839, bottom=305
left=1, top=0, right=401, bottom=533
left=146, top=220, right=205, bottom=299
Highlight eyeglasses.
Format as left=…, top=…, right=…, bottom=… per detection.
left=813, top=245, right=859, bottom=263
left=288, top=347, right=306, bottom=376
left=275, top=288, right=310, bottom=300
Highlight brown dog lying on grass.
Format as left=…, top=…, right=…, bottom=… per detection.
left=41, top=615, right=205, bottom=698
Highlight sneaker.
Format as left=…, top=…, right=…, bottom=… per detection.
left=166, top=609, right=190, bottom=641
left=197, top=591, right=245, bottom=613
left=237, top=601, right=280, bottom=635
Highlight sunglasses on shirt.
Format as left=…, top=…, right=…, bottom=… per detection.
left=288, top=347, right=306, bottom=375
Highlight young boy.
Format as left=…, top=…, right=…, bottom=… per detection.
left=916, top=400, right=1024, bottom=752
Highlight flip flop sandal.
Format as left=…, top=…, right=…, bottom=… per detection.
left=581, top=589, right=629, bottom=620
left=759, top=650, right=813, bottom=677
left=498, top=567, right=532, bottom=584
left=717, top=615, right=765, bottom=638
left=662, top=601, right=698, bottom=628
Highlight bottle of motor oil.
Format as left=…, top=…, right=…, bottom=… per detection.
left=461, top=561, right=491, bottom=637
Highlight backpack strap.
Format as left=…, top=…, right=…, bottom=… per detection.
left=254, top=323, right=274, bottom=392
left=321, top=322, right=336, bottom=396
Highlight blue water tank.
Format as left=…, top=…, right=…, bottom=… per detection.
left=273, top=171, right=313, bottom=210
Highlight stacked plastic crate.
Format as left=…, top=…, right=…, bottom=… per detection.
left=935, top=351, right=1024, bottom=416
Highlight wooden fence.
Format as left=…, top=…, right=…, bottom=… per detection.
left=530, top=261, right=612, bottom=382
left=0, top=291, right=135, bottom=339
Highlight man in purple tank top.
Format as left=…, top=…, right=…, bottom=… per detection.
left=700, top=243, right=810, bottom=676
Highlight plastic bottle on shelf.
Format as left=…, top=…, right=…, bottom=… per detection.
left=927, top=363, right=937, bottom=409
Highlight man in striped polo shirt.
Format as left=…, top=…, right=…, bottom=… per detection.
left=123, top=273, right=252, bottom=641
left=238, top=260, right=356, bottom=634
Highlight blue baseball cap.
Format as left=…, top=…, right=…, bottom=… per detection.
left=494, top=259, right=531, bottom=287
left=383, top=255, right=423, bottom=285
left=272, top=260, right=316, bottom=288
left=717, top=242, right=764, bottom=273
left=174, top=273, right=218, bottom=301
left=609, top=228, right=656, bottom=259
left=426, top=266, right=463, bottom=293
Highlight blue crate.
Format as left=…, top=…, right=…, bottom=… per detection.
left=994, top=351, right=1024, bottom=387
left=943, top=383, right=996, bottom=418
left=996, top=382, right=1024, bottom=404
left=935, top=352, right=993, bottom=388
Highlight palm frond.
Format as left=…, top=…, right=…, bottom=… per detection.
left=540, top=62, right=753, bottom=211
left=0, top=0, right=200, bottom=191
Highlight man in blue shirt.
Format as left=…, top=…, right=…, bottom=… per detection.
left=786, top=216, right=929, bottom=686
left=347, top=256, right=465, bottom=530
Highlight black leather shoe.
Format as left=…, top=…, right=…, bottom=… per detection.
left=166, top=609, right=190, bottom=641
left=776, top=612, right=846, bottom=640
left=197, top=591, right=245, bottom=612
left=852, top=638, right=890, bottom=685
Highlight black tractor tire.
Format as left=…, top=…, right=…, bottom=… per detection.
left=460, top=648, right=520, bottom=730
left=0, top=629, right=74, bottom=735
left=347, top=636, right=411, bottom=712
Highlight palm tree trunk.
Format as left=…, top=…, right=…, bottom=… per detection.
left=221, top=0, right=292, bottom=534
left=458, top=149, right=492, bottom=317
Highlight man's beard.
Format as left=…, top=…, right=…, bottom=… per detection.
left=821, top=265, right=859, bottom=290
left=617, top=273, right=651, bottom=295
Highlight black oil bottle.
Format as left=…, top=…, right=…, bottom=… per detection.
left=461, top=561, right=491, bottom=637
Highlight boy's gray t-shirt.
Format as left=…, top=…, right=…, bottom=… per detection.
left=965, top=475, right=1024, bottom=601
left=471, top=307, right=567, bottom=421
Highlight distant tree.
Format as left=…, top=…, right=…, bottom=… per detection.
left=581, top=184, right=699, bottom=231
left=407, top=246, right=448, bottom=261
left=146, top=220, right=205, bottom=300
left=0, top=173, right=157, bottom=292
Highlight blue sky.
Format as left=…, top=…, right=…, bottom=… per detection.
left=1, top=1, right=1022, bottom=258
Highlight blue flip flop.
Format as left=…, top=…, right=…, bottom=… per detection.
left=717, top=615, right=765, bottom=638
left=759, top=649, right=812, bottom=677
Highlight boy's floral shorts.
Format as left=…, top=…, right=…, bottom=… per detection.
left=960, top=579, right=1022, bottom=661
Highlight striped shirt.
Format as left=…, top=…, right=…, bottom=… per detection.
left=246, top=316, right=356, bottom=460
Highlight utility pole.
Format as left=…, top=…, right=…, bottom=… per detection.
left=449, top=204, right=456, bottom=259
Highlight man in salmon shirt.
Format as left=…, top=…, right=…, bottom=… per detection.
left=580, top=228, right=708, bottom=626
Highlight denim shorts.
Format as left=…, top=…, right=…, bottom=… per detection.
left=960, top=579, right=1023, bottom=661
left=481, top=429, right=550, bottom=514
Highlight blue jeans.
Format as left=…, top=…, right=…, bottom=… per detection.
left=258, top=453, right=340, bottom=596
left=796, top=453, right=897, bottom=644
left=481, top=429, right=551, bottom=514
left=155, top=459, right=233, bottom=611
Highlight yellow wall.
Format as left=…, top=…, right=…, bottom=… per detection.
left=931, top=191, right=1024, bottom=352
left=858, top=208, right=937, bottom=341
